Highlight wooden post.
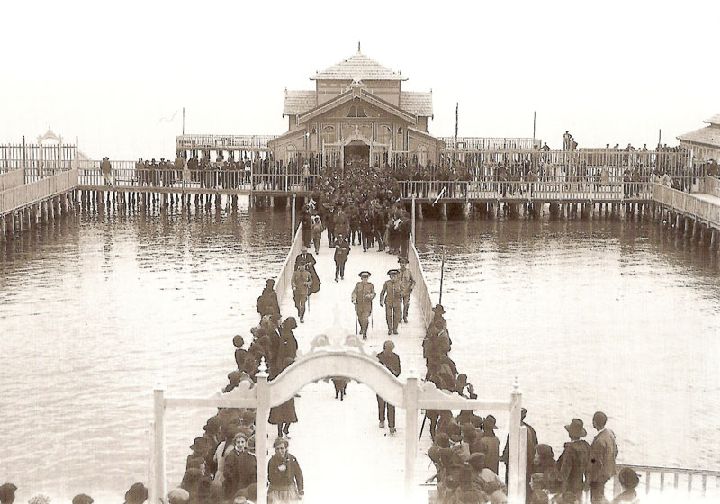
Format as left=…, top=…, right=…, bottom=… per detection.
left=508, top=379, right=523, bottom=504
left=256, top=359, right=270, bottom=504
left=404, top=374, right=420, bottom=501
left=153, top=388, right=167, bottom=504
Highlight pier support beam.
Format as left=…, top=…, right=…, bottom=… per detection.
left=0, top=215, right=5, bottom=242
left=692, top=219, right=700, bottom=241
left=439, top=203, right=447, bottom=221
left=416, top=202, right=424, bottom=220
left=711, top=229, right=718, bottom=250
left=462, top=202, right=471, bottom=220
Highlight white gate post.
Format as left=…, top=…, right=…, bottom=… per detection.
left=404, top=374, right=420, bottom=501
left=153, top=388, right=167, bottom=504
left=256, top=359, right=270, bottom=504
left=508, top=379, right=522, bottom=504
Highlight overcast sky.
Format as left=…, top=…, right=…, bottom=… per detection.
left=1, top=0, right=718, bottom=159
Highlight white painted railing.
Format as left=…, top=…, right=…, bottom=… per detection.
left=653, top=184, right=720, bottom=227
left=274, top=227, right=304, bottom=307
left=0, top=169, right=77, bottom=215
left=698, top=176, right=720, bottom=199
left=0, top=169, right=24, bottom=192
left=408, top=240, right=434, bottom=330
left=613, top=463, right=720, bottom=499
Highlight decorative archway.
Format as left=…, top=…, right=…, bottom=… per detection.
left=150, top=336, right=527, bottom=503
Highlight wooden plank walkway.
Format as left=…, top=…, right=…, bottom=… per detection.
left=269, top=230, right=432, bottom=503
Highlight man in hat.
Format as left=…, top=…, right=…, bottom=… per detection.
left=101, top=156, right=113, bottom=186
left=223, top=432, right=257, bottom=500
left=379, top=269, right=402, bottom=335
left=477, top=415, right=501, bottom=474
left=123, top=482, right=148, bottom=504
left=558, top=419, right=591, bottom=500
left=376, top=340, right=401, bottom=434
left=351, top=271, right=375, bottom=339
left=397, top=257, right=415, bottom=323
left=588, top=411, right=618, bottom=503
left=0, top=483, right=17, bottom=504
left=294, top=247, right=320, bottom=295
left=333, top=233, right=350, bottom=282
left=166, top=488, right=189, bottom=504
left=291, top=264, right=311, bottom=323
left=432, top=304, right=447, bottom=326
left=256, top=279, right=280, bottom=319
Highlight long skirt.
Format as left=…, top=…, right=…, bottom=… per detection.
left=268, top=398, right=298, bottom=425
left=268, top=486, right=300, bottom=504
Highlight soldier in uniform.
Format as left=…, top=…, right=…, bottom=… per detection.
left=397, top=257, right=415, bottom=323
left=294, top=247, right=320, bottom=295
left=333, top=233, right=350, bottom=282
left=351, top=271, right=375, bottom=339
left=379, top=269, right=402, bottom=335
left=376, top=340, right=401, bottom=434
left=291, top=264, right=311, bottom=323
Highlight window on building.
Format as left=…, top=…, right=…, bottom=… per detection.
left=347, top=105, right=367, bottom=118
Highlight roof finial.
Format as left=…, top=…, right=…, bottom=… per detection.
left=357, top=41, right=361, bottom=53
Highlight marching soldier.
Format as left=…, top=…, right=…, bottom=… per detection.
left=379, top=269, right=402, bottom=335
left=397, top=257, right=415, bottom=323
left=351, top=271, right=375, bottom=339
left=291, top=264, right=311, bottom=323
left=376, top=340, right=401, bottom=435
left=333, top=233, right=350, bottom=282
left=294, top=247, right=320, bottom=296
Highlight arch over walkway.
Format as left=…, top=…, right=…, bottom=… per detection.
left=152, top=337, right=527, bottom=504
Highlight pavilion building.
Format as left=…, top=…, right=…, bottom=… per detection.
left=268, top=46, right=444, bottom=169
left=677, top=114, right=720, bottom=162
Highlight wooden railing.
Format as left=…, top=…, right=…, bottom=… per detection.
left=273, top=227, right=304, bottom=307
left=400, top=180, right=654, bottom=201
left=0, top=143, right=77, bottom=174
left=613, top=463, right=720, bottom=499
left=175, top=134, right=277, bottom=150
left=0, top=169, right=24, bottom=192
left=408, top=240, right=435, bottom=330
left=0, top=169, right=78, bottom=215
left=653, top=184, right=720, bottom=227
left=439, top=137, right=540, bottom=150
left=698, top=176, right=720, bottom=199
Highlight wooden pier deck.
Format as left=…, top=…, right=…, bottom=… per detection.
left=272, top=230, right=432, bottom=503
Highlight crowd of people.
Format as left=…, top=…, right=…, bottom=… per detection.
left=0, top=481, right=151, bottom=504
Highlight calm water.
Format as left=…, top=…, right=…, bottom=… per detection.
left=1, top=206, right=719, bottom=502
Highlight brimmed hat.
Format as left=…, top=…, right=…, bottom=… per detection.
left=432, top=304, right=445, bottom=314
left=468, top=452, right=486, bottom=470
left=387, top=269, right=399, bottom=276
left=564, top=418, right=587, bottom=438
left=282, top=317, right=298, bottom=330
left=398, top=257, right=409, bottom=264
left=167, top=488, right=190, bottom=504
left=72, top=494, right=95, bottom=504
left=124, top=482, right=148, bottom=504
left=359, top=271, right=371, bottom=277
left=483, top=415, right=498, bottom=430
left=273, top=437, right=288, bottom=448
left=189, top=436, right=208, bottom=451
left=618, top=467, right=640, bottom=489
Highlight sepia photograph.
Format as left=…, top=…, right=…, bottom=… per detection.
left=1, top=1, right=719, bottom=503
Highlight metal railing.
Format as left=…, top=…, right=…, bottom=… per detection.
left=653, top=184, right=720, bottom=227
left=0, top=169, right=78, bottom=215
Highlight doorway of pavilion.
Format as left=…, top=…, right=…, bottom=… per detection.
left=344, top=140, right=370, bottom=170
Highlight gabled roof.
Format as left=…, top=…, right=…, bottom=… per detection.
left=283, top=90, right=316, bottom=116
left=297, top=86, right=416, bottom=125
left=400, top=91, right=433, bottom=118
left=677, top=124, right=720, bottom=149
left=312, top=51, right=406, bottom=81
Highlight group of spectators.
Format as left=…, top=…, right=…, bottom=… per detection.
left=0, top=481, right=151, bottom=504
left=419, top=306, right=637, bottom=504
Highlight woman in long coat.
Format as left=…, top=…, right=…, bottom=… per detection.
left=267, top=437, right=303, bottom=504
left=268, top=358, right=298, bottom=439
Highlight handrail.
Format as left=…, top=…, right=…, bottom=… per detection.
left=613, top=463, right=720, bottom=497
left=408, top=241, right=434, bottom=330
left=274, top=227, right=304, bottom=307
left=0, top=169, right=77, bottom=215
left=653, top=184, right=720, bottom=227
left=0, top=168, right=24, bottom=192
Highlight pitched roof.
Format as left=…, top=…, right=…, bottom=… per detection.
left=705, top=114, right=720, bottom=125
left=283, top=90, right=316, bottom=116
left=298, top=87, right=416, bottom=125
left=400, top=91, right=433, bottom=117
left=677, top=123, right=720, bottom=148
left=312, top=51, right=406, bottom=81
